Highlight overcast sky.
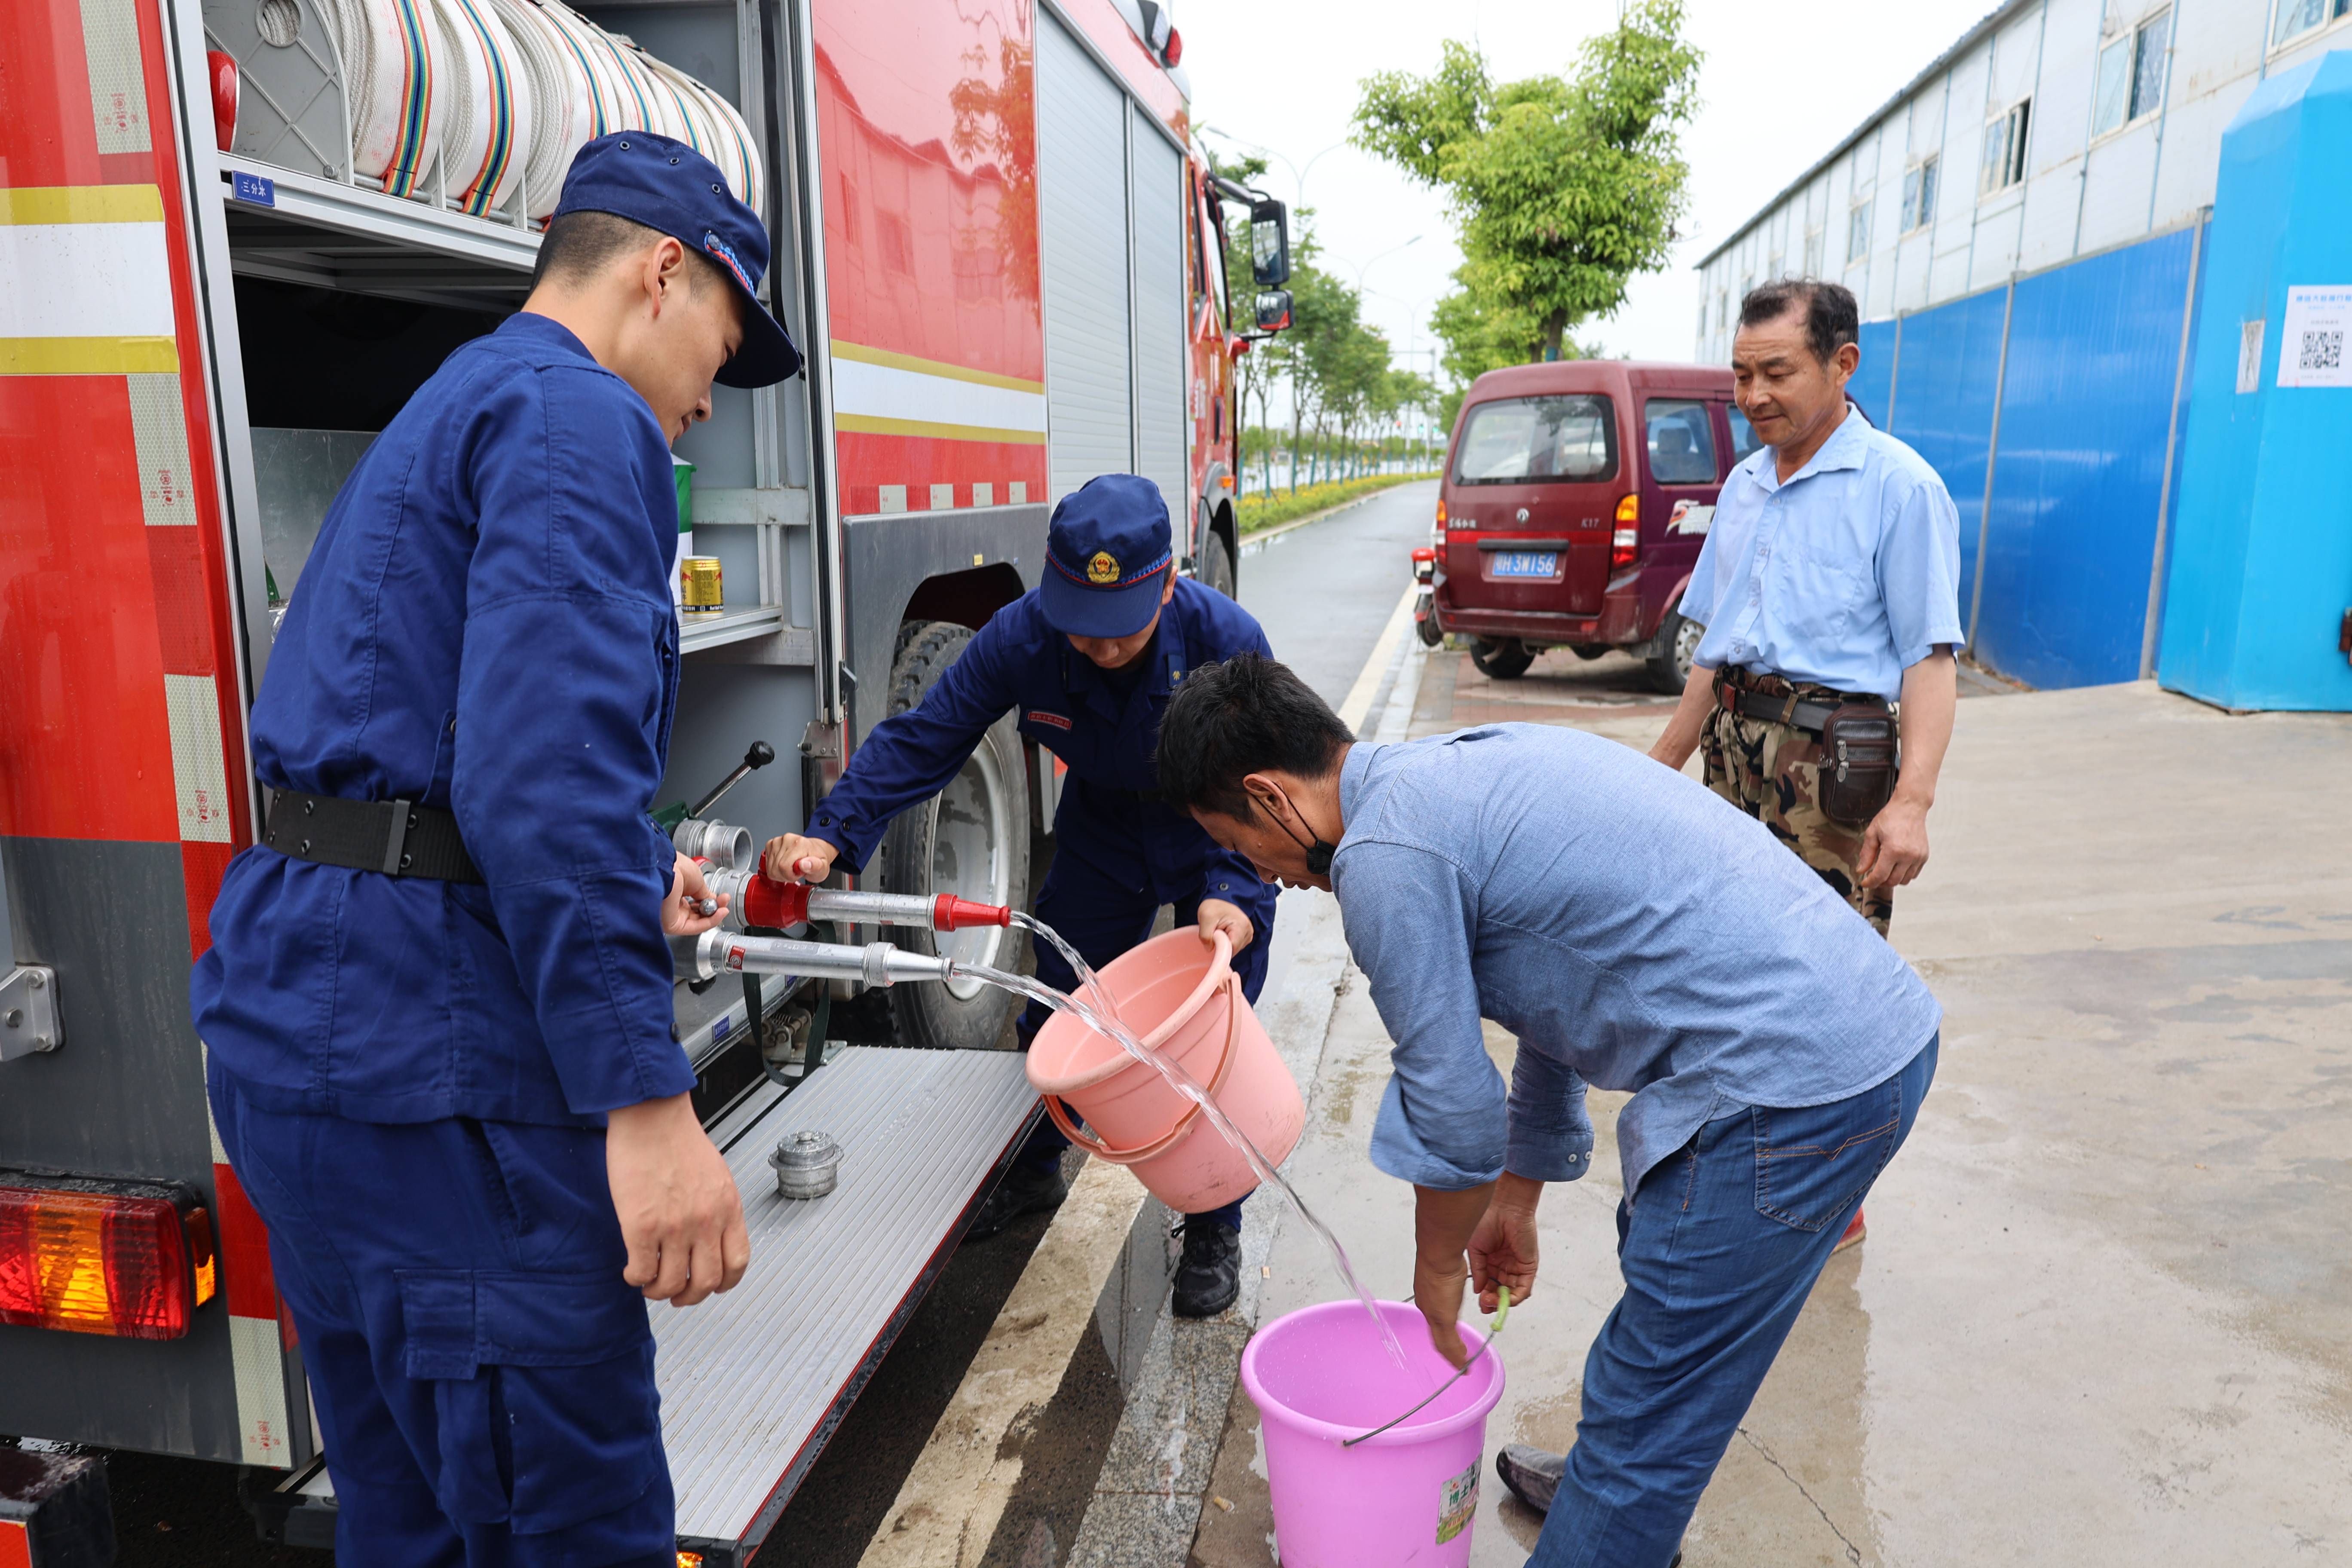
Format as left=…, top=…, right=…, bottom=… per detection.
left=1179, top=0, right=1997, bottom=369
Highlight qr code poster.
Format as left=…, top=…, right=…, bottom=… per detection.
left=2276, top=286, right=2352, bottom=389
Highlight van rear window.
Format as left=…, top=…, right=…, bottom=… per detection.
left=1452, top=395, right=1617, bottom=484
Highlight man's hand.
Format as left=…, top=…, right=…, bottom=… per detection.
left=1467, top=1171, right=1543, bottom=1313
left=606, top=1093, right=750, bottom=1307
left=663, top=853, right=729, bottom=936
left=760, top=833, right=837, bottom=884
left=1413, top=1252, right=1473, bottom=1372
left=1197, top=898, right=1254, bottom=957
left=1856, top=796, right=1930, bottom=888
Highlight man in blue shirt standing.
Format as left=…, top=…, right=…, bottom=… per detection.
left=758, top=475, right=1277, bottom=1317
left=192, top=135, right=799, bottom=1565
left=1158, top=656, right=1940, bottom=1568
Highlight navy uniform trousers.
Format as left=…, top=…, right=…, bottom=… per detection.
left=208, top=1059, right=674, bottom=1567
left=1010, top=778, right=1275, bottom=1230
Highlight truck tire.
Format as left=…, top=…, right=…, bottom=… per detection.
left=874, top=621, right=1031, bottom=1050
left=1470, top=637, right=1534, bottom=680
left=1198, top=529, right=1237, bottom=597
left=1647, top=600, right=1704, bottom=694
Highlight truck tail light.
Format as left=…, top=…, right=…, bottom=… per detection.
left=0, top=1178, right=215, bottom=1340
left=1611, top=494, right=1640, bottom=570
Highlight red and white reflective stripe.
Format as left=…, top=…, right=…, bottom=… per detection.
left=77, top=0, right=149, bottom=155
left=203, top=1051, right=293, bottom=1467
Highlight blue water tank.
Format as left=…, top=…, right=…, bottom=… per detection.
left=2158, top=49, right=2352, bottom=711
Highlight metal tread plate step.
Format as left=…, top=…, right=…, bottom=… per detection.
left=664, top=1044, right=1039, bottom=1554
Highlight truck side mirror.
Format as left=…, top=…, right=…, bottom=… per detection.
left=1250, top=198, right=1291, bottom=286
left=1254, top=289, right=1293, bottom=332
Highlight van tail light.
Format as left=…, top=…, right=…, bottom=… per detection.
left=1611, top=494, right=1640, bottom=570
left=0, top=1176, right=215, bottom=1340
left=1435, top=499, right=1447, bottom=528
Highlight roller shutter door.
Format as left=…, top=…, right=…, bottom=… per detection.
left=1037, top=14, right=1133, bottom=502
left=1129, top=108, right=1187, bottom=524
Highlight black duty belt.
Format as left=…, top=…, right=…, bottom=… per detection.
left=1715, top=678, right=1886, bottom=736
left=261, top=792, right=484, bottom=883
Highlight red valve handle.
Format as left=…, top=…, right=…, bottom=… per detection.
left=933, top=894, right=1013, bottom=931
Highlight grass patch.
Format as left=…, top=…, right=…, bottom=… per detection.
left=1234, top=472, right=1439, bottom=535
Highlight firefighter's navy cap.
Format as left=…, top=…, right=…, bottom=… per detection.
left=1041, top=475, right=1174, bottom=640
left=554, top=132, right=802, bottom=388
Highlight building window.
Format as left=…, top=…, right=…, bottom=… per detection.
left=1767, top=248, right=1785, bottom=281
left=1899, top=156, right=1939, bottom=232
left=2095, top=11, right=2171, bottom=135
left=2274, top=0, right=2350, bottom=46
left=1981, top=99, right=2030, bottom=193
left=1847, top=199, right=1873, bottom=264
left=1740, top=273, right=1755, bottom=305
left=1804, top=227, right=1824, bottom=276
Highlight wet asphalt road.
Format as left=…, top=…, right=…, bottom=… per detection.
left=1237, top=480, right=1439, bottom=706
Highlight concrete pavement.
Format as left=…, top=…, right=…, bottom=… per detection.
left=1186, top=644, right=2352, bottom=1566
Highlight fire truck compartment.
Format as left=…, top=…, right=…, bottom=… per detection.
left=253, top=1044, right=1040, bottom=1564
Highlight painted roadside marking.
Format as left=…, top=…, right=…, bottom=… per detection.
left=1337, top=582, right=1420, bottom=736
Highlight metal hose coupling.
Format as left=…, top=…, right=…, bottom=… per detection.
left=671, top=929, right=958, bottom=988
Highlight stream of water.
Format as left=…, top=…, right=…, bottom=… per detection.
left=995, top=913, right=1420, bottom=1378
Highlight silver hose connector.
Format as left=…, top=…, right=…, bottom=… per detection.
left=673, top=817, right=755, bottom=871
left=673, top=929, right=956, bottom=988
left=799, top=889, right=944, bottom=925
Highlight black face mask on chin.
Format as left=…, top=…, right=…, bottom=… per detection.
left=1268, top=798, right=1335, bottom=876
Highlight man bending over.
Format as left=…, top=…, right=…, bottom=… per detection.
left=1156, top=655, right=1941, bottom=1568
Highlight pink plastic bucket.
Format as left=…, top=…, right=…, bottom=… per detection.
left=1242, top=1299, right=1506, bottom=1568
left=1024, top=928, right=1303, bottom=1214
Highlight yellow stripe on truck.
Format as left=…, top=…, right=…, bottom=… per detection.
left=836, top=413, right=1049, bottom=446
left=0, top=184, right=165, bottom=224
left=0, top=336, right=180, bottom=374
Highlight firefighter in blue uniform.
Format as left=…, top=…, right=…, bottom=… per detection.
left=760, top=475, right=1277, bottom=1317
left=190, top=135, right=799, bottom=1566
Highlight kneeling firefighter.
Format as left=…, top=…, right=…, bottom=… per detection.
left=191, top=135, right=801, bottom=1564
left=762, top=476, right=1277, bottom=1317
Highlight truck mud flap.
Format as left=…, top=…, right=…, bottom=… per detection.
left=0, top=1448, right=113, bottom=1568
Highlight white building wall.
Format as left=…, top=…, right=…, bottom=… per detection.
left=1690, top=0, right=2352, bottom=360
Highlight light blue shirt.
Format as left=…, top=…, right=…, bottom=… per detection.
left=1680, top=405, right=1964, bottom=701
left=1332, top=725, right=1942, bottom=1199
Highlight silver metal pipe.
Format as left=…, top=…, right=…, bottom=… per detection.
left=673, top=929, right=955, bottom=988
left=673, top=818, right=755, bottom=872
left=800, top=889, right=940, bottom=926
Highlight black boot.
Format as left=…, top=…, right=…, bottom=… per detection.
left=1170, top=1220, right=1241, bottom=1318
left=965, top=1162, right=1069, bottom=1242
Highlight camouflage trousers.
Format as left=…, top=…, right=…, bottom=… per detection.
left=1702, top=705, right=1894, bottom=935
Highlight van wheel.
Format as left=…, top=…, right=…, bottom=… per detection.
left=1198, top=530, right=1237, bottom=598
left=1470, top=637, right=1534, bottom=680
left=875, top=622, right=1031, bottom=1050
left=1647, top=602, right=1704, bottom=694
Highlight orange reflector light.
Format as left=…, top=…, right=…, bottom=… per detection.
left=678, top=1553, right=705, bottom=1568
left=0, top=1177, right=211, bottom=1340
left=1611, top=495, right=1640, bottom=569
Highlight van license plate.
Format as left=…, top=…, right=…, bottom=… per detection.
left=1490, top=551, right=1558, bottom=579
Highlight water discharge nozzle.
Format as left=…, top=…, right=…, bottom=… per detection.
left=670, top=929, right=961, bottom=989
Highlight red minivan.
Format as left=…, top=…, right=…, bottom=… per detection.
left=1423, top=360, right=1758, bottom=692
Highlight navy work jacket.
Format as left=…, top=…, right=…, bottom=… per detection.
left=810, top=577, right=1269, bottom=901
left=191, top=313, right=697, bottom=1127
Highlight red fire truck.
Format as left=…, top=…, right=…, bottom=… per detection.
left=0, top=0, right=1289, bottom=1554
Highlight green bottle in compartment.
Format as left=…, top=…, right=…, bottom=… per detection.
left=671, top=455, right=695, bottom=605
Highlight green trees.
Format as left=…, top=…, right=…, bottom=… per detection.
left=1354, top=0, right=1701, bottom=369
left=1210, top=161, right=1441, bottom=494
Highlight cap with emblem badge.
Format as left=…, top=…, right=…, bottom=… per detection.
left=1040, top=475, right=1174, bottom=639
left=553, top=131, right=802, bottom=388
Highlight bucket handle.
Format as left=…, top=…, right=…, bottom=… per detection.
left=1042, top=960, right=1242, bottom=1167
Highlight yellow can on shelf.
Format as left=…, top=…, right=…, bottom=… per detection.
left=680, top=556, right=724, bottom=617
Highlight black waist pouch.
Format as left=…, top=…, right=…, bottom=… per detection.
left=1818, top=704, right=1899, bottom=827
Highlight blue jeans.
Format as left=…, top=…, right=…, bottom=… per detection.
left=1529, top=1035, right=1939, bottom=1568
left=208, top=1061, right=675, bottom=1568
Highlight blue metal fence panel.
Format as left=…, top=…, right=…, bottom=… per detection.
left=1851, top=320, right=1897, bottom=424
left=1883, top=287, right=2009, bottom=616
left=1972, top=229, right=2196, bottom=689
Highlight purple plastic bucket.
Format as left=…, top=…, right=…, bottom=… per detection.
left=1240, top=1299, right=1506, bottom=1567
